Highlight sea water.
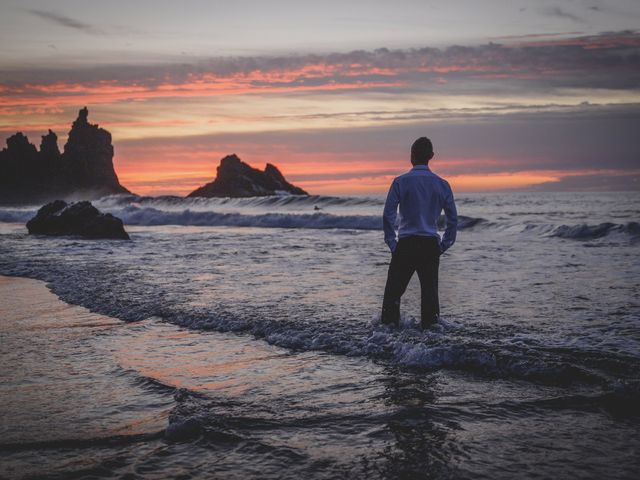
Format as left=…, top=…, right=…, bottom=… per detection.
left=0, top=192, right=638, bottom=479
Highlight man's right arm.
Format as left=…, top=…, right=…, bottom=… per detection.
left=383, top=179, right=400, bottom=252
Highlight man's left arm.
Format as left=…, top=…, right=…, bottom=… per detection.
left=383, top=180, right=400, bottom=252
left=441, top=182, right=458, bottom=253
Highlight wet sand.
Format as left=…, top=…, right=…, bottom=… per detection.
left=0, top=276, right=392, bottom=479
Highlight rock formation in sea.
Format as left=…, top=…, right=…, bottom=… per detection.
left=187, top=154, right=308, bottom=198
left=0, top=107, right=130, bottom=204
left=26, top=200, right=130, bottom=240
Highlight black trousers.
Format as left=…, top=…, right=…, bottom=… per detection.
left=381, top=235, right=440, bottom=328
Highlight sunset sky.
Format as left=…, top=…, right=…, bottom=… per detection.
left=1, top=0, right=639, bottom=195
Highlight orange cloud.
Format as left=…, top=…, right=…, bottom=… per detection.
left=0, top=66, right=406, bottom=113
left=447, top=172, right=561, bottom=191
left=0, top=61, right=509, bottom=112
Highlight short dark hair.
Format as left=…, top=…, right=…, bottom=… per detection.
left=411, top=137, right=433, bottom=165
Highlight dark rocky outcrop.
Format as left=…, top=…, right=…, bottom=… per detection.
left=26, top=200, right=130, bottom=240
left=0, top=107, right=131, bottom=204
left=187, top=154, right=308, bottom=198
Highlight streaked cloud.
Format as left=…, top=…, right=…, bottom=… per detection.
left=538, top=6, right=585, bottom=23
left=26, top=9, right=105, bottom=35
left=489, top=31, right=585, bottom=40
left=1, top=31, right=639, bottom=106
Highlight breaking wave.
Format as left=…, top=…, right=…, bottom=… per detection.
left=94, top=193, right=384, bottom=211
left=98, top=206, right=484, bottom=231
left=117, top=207, right=384, bottom=229
left=550, top=222, right=640, bottom=240
left=0, top=193, right=484, bottom=231
left=0, top=194, right=637, bottom=239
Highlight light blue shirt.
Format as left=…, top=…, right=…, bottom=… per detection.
left=383, top=165, right=458, bottom=253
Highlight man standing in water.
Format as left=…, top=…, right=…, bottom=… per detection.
left=381, top=137, right=458, bottom=329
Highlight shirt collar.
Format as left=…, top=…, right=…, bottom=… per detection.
left=411, top=165, right=430, bottom=171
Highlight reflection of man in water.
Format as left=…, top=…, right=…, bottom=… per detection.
left=381, top=137, right=458, bottom=329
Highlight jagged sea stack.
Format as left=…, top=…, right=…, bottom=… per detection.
left=187, top=154, right=308, bottom=198
left=63, top=107, right=126, bottom=193
left=0, top=107, right=130, bottom=204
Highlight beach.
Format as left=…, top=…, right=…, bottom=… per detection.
left=1, top=191, right=639, bottom=479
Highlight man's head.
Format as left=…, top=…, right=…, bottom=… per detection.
left=411, top=137, right=434, bottom=165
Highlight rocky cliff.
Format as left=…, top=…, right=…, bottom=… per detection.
left=187, top=154, right=308, bottom=198
left=0, top=107, right=130, bottom=204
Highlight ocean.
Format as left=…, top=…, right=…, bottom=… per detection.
left=0, top=191, right=639, bottom=479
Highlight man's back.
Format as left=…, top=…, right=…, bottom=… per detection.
left=383, top=165, right=458, bottom=254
